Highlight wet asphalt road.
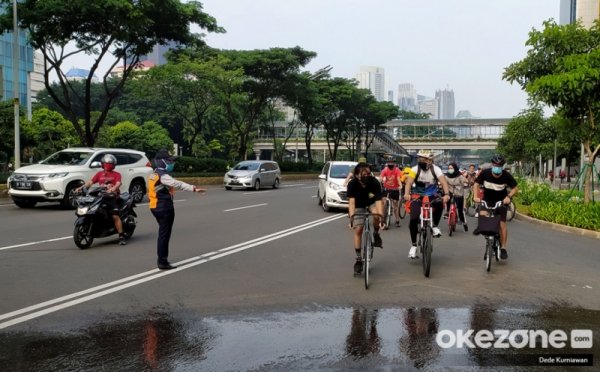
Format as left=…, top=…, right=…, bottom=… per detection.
left=0, top=181, right=598, bottom=371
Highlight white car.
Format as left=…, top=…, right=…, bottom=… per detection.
left=317, top=161, right=357, bottom=212
left=7, top=148, right=153, bottom=209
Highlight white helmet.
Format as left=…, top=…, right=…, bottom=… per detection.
left=417, top=149, right=434, bottom=159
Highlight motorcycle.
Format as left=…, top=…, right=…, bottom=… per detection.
left=73, top=185, right=137, bottom=249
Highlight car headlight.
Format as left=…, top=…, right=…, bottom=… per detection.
left=43, top=172, right=69, bottom=180
left=328, top=182, right=344, bottom=191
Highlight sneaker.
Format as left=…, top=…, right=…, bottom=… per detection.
left=500, top=248, right=508, bottom=260
left=373, top=232, right=383, bottom=248
left=432, top=227, right=442, bottom=237
left=475, top=212, right=479, bottom=218
left=443, top=213, right=449, bottom=219
left=472, top=227, right=481, bottom=235
left=118, top=236, right=127, bottom=245
left=409, top=245, right=418, bottom=259
left=395, top=220, right=400, bottom=227
left=463, top=224, right=469, bottom=232
left=354, top=259, right=363, bottom=274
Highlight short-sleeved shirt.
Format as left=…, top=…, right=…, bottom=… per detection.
left=410, top=164, right=444, bottom=196
left=347, top=176, right=382, bottom=208
left=380, top=167, right=402, bottom=189
left=474, top=169, right=517, bottom=203
left=91, top=170, right=122, bottom=194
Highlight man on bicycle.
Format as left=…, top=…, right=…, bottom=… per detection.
left=380, top=159, right=403, bottom=227
left=403, top=150, right=450, bottom=259
left=348, top=162, right=385, bottom=275
left=473, top=154, right=518, bottom=259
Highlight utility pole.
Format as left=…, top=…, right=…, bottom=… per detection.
left=12, top=0, right=20, bottom=169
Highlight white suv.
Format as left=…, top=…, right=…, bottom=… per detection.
left=7, top=148, right=153, bottom=209
left=317, top=161, right=357, bottom=212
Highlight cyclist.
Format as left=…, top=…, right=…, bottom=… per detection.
left=76, top=154, right=126, bottom=245
left=444, top=162, right=469, bottom=232
left=348, top=162, right=385, bottom=275
left=472, top=154, right=518, bottom=259
left=380, top=159, right=403, bottom=227
left=403, top=150, right=450, bottom=259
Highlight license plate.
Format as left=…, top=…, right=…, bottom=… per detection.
left=16, top=181, right=32, bottom=189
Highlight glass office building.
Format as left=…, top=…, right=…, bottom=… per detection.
left=0, top=30, right=34, bottom=107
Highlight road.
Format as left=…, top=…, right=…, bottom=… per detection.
left=0, top=181, right=598, bottom=370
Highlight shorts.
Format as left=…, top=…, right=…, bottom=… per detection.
left=481, top=202, right=507, bottom=222
left=383, top=189, right=400, bottom=200
left=102, top=194, right=120, bottom=215
left=351, top=207, right=376, bottom=228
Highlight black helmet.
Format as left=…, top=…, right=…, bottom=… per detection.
left=491, top=154, right=505, bottom=166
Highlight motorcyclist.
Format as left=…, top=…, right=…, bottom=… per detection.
left=77, top=154, right=126, bottom=245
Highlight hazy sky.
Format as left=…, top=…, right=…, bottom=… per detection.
left=197, top=0, right=560, bottom=118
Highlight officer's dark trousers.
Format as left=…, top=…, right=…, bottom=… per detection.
left=151, top=207, right=175, bottom=264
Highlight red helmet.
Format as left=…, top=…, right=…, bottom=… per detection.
left=101, top=154, right=117, bottom=171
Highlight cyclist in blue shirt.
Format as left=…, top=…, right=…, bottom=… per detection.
left=403, top=150, right=450, bottom=259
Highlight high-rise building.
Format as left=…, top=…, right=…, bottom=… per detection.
left=560, top=0, right=600, bottom=27
left=435, top=88, right=455, bottom=119
left=418, top=98, right=439, bottom=119
left=397, top=83, right=418, bottom=112
left=387, top=90, right=394, bottom=103
left=356, top=66, right=385, bottom=101
left=0, top=29, right=34, bottom=108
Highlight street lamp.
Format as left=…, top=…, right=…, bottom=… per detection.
left=12, top=0, right=20, bottom=169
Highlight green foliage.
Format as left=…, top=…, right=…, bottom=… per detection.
left=530, top=201, right=600, bottom=231
left=173, top=156, right=228, bottom=173
left=516, top=179, right=562, bottom=205
left=97, top=121, right=173, bottom=154
left=279, top=161, right=323, bottom=173
left=21, top=108, right=79, bottom=160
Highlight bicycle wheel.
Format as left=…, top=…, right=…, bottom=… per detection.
left=363, top=232, right=371, bottom=289
left=466, top=202, right=478, bottom=217
left=383, top=199, right=391, bottom=230
left=485, top=238, right=493, bottom=272
left=422, top=227, right=432, bottom=277
left=507, top=201, right=516, bottom=221
left=399, top=199, right=407, bottom=219
left=448, top=210, right=456, bottom=236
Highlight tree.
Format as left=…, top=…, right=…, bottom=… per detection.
left=21, top=108, right=78, bottom=161
left=217, top=47, right=316, bottom=160
left=0, top=0, right=223, bottom=146
left=503, top=19, right=600, bottom=202
left=97, top=120, right=173, bottom=154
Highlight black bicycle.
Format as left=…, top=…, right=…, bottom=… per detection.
left=350, top=212, right=383, bottom=289
left=477, top=200, right=503, bottom=272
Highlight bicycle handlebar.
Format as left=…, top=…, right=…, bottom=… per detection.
left=480, top=200, right=504, bottom=210
left=349, top=212, right=384, bottom=223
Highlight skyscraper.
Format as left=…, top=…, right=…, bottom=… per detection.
left=560, top=0, right=600, bottom=27
left=0, top=30, right=34, bottom=108
left=435, top=88, right=455, bottom=119
left=356, top=66, right=385, bottom=101
left=397, top=83, right=418, bottom=112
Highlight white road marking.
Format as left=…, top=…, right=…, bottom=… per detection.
left=0, top=237, right=71, bottom=251
left=224, top=203, right=268, bottom=212
left=302, top=185, right=317, bottom=189
left=242, top=190, right=271, bottom=195
left=281, top=184, right=305, bottom=187
left=0, top=214, right=345, bottom=329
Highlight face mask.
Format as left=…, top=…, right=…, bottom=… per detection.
left=165, top=163, right=175, bottom=172
left=418, top=162, right=429, bottom=171
left=492, top=166, right=503, bottom=175
left=448, top=169, right=454, bottom=175
left=387, top=165, right=394, bottom=170
left=102, top=163, right=114, bottom=172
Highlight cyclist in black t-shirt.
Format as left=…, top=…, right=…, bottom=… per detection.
left=473, top=154, right=518, bottom=259
left=347, top=162, right=385, bottom=275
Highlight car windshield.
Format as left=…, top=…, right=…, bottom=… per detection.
left=330, top=164, right=355, bottom=179
left=233, top=162, right=260, bottom=171
left=40, top=151, right=93, bottom=165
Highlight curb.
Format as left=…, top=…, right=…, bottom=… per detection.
left=515, top=212, right=600, bottom=240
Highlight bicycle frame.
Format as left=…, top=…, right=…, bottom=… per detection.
left=447, top=196, right=458, bottom=236
left=350, top=212, right=383, bottom=289
left=479, top=200, right=503, bottom=272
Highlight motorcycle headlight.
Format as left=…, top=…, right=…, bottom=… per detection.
left=76, top=206, right=89, bottom=216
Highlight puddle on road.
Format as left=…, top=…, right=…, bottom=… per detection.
left=1, top=304, right=598, bottom=371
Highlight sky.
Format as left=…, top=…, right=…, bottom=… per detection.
left=195, top=0, right=560, bottom=118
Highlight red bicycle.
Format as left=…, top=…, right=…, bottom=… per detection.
left=447, top=196, right=458, bottom=237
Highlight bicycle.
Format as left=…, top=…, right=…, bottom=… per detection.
left=413, top=194, right=440, bottom=278
left=350, top=212, right=383, bottom=289
left=447, top=195, right=458, bottom=236
left=477, top=200, right=503, bottom=272
left=382, top=189, right=400, bottom=229
left=466, top=189, right=479, bottom=217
